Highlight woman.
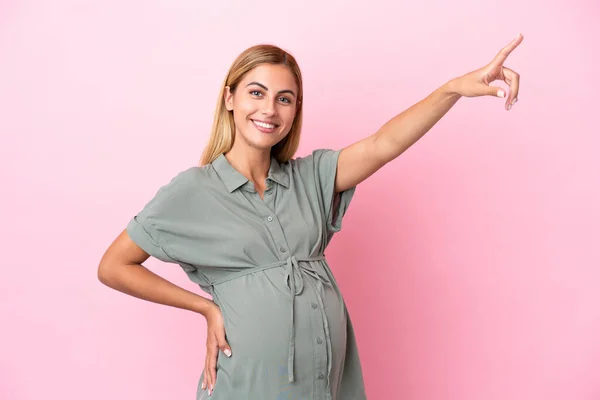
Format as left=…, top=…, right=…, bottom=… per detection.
left=98, top=34, right=522, bottom=400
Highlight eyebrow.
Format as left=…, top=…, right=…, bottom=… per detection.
left=245, top=81, right=296, bottom=97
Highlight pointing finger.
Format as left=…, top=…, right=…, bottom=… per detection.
left=492, top=33, right=523, bottom=67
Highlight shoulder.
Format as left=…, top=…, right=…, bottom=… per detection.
left=149, top=165, right=213, bottom=200
left=170, top=165, right=206, bottom=184
left=289, top=148, right=339, bottom=167
left=159, top=166, right=200, bottom=189
left=288, top=148, right=341, bottom=175
left=171, top=163, right=223, bottom=184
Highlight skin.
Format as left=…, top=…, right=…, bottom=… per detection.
left=223, top=63, right=300, bottom=199
left=97, top=34, right=523, bottom=397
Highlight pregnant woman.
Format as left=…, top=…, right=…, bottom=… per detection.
left=98, top=34, right=522, bottom=400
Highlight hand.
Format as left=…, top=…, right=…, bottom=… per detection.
left=201, top=303, right=232, bottom=396
left=450, top=33, right=523, bottom=110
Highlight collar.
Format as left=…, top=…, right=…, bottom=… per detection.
left=212, top=153, right=290, bottom=193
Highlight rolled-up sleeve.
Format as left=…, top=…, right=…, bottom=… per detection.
left=125, top=168, right=196, bottom=264
left=303, top=148, right=357, bottom=234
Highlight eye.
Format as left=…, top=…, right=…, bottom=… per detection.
left=278, top=97, right=291, bottom=104
left=250, top=90, right=263, bottom=97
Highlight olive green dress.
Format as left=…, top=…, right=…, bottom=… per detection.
left=126, top=148, right=367, bottom=400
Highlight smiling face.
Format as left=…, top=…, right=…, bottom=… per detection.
left=224, top=63, right=299, bottom=153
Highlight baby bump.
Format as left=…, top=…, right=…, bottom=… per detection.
left=212, top=269, right=294, bottom=356
left=210, top=267, right=347, bottom=386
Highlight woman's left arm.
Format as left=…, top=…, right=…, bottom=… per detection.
left=335, top=33, right=523, bottom=193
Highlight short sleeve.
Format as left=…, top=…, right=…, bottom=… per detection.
left=303, top=148, right=357, bottom=234
left=126, top=168, right=197, bottom=265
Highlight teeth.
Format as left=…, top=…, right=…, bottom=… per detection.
left=253, top=120, right=275, bottom=129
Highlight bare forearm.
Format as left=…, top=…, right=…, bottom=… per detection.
left=98, top=262, right=216, bottom=317
left=374, top=80, right=462, bottom=162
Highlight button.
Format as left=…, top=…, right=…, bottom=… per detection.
left=318, top=373, right=325, bottom=380
left=280, top=247, right=287, bottom=253
left=267, top=216, right=273, bottom=222
left=317, top=337, right=323, bottom=345
left=311, top=302, right=318, bottom=309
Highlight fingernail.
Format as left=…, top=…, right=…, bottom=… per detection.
left=224, top=349, right=232, bottom=357
left=201, top=382, right=206, bottom=390
left=497, top=90, right=505, bottom=98
left=507, top=104, right=512, bottom=110
left=512, top=97, right=518, bottom=105
left=208, top=388, right=212, bottom=396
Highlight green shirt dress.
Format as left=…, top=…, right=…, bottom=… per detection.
left=126, top=148, right=367, bottom=400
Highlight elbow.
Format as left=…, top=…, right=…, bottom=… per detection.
left=97, top=263, right=109, bottom=286
left=97, top=261, right=118, bottom=287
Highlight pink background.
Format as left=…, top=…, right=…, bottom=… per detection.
left=2, top=1, right=599, bottom=399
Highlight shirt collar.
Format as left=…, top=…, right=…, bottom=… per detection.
left=212, top=153, right=290, bottom=193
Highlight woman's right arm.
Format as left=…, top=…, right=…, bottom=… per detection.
left=97, top=229, right=232, bottom=395
left=97, top=229, right=216, bottom=316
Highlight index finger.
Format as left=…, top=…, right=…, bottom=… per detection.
left=492, top=33, right=524, bottom=66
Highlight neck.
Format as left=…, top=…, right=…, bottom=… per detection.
left=224, top=142, right=271, bottom=187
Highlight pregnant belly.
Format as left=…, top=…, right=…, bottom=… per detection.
left=210, top=267, right=347, bottom=388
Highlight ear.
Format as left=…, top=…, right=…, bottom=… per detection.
left=224, top=86, right=234, bottom=111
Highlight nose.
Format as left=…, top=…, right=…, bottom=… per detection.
left=261, top=97, right=277, bottom=116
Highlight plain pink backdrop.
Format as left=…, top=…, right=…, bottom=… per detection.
left=2, top=1, right=599, bottom=399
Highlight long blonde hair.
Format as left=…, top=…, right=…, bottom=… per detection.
left=199, top=44, right=304, bottom=166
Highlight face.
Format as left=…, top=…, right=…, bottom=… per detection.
left=224, top=63, right=299, bottom=152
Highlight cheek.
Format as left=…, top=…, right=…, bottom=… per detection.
left=233, top=98, right=256, bottom=116
left=280, top=107, right=297, bottom=125
left=232, top=103, right=255, bottom=126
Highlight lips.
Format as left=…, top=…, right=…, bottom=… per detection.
left=251, top=119, right=279, bottom=134
left=251, top=119, right=278, bottom=129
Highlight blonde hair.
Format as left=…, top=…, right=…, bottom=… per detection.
left=199, top=44, right=304, bottom=166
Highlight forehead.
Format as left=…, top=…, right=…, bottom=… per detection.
left=240, top=64, right=298, bottom=91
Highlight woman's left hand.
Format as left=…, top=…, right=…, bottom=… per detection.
left=450, top=33, right=523, bottom=110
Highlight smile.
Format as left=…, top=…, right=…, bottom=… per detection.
left=251, top=119, right=277, bottom=129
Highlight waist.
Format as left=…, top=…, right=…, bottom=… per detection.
left=208, top=254, right=327, bottom=287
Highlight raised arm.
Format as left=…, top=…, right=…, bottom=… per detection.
left=334, top=33, right=523, bottom=193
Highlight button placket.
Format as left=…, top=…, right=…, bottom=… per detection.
left=244, top=180, right=333, bottom=395
left=245, top=183, right=290, bottom=258
left=304, top=274, right=331, bottom=399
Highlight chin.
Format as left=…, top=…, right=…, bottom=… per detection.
left=238, top=136, right=280, bottom=152
left=240, top=130, right=286, bottom=150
